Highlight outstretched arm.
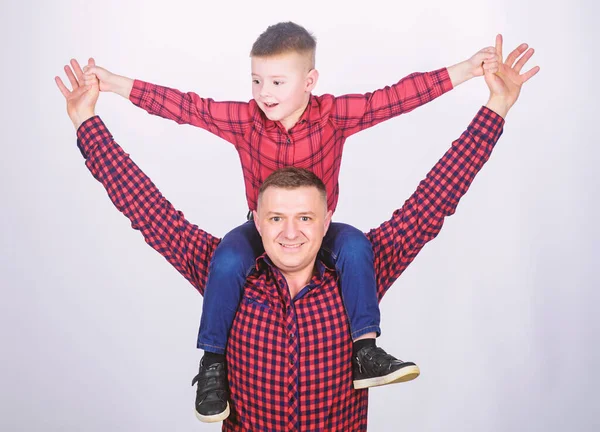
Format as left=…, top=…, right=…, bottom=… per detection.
left=82, top=59, right=252, bottom=145
left=55, top=61, right=219, bottom=294
left=368, top=35, right=540, bottom=298
left=330, top=45, right=500, bottom=137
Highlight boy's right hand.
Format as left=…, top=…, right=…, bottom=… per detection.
left=82, top=58, right=134, bottom=100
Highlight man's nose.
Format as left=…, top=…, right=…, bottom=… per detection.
left=282, top=219, right=298, bottom=239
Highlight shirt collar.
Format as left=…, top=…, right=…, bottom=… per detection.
left=254, top=249, right=334, bottom=277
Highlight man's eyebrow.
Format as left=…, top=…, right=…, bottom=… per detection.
left=251, top=73, right=287, bottom=78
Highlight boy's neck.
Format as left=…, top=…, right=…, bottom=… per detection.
left=280, top=95, right=311, bottom=131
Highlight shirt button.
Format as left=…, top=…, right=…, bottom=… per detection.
left=286, top=138, right=291, bottom=144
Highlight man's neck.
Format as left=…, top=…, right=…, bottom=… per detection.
left=281, top=264, right=316, bottom=299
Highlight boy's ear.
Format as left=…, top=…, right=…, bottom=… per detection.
left=305, top=68, right=319, bottom=92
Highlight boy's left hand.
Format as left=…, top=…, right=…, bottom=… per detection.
left=448, top=46, right=499, bottom=87
left=467, top=47, right=500, bottom=78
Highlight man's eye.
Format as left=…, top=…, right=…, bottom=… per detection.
left=271, top=217, right=281, bottom=222
left=300, top=216, right=311, bottom=222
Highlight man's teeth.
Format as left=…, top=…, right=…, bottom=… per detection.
left=281, top=243, right=301, bottom=248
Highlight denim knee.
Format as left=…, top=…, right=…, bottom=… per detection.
left=334, top=227, right=374, bottom=265
left=210, top=241, right=255, bottom=278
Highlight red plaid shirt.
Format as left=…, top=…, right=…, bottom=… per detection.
left=76, top=107, right=504, bottom=431
left=129, top=68, right=453, bottom=212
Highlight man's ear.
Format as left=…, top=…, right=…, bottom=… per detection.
left=323, top=209, right=333, bottom=234
left=305, top=68, right=319, bottom=93
left=253, top=210, right=261, bottom=235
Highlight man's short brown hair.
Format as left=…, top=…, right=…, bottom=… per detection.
left=258, top=167, right=326, bottom=204
left=250, top=22, right=316, bottom=68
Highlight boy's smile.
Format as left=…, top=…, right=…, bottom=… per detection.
left=251, top=52, right=318, bottom=130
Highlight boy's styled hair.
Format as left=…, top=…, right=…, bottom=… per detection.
left=250, top=22, right=317, bottom=68
left=258, top=167, right=327, bottom=203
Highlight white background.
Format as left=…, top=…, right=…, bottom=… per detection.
left=1, top=0, right=598, bottom=430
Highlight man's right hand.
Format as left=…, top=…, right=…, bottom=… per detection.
left=55, top=58, right=100, bottom=130
left=83, top=59, right=135, bottom=100
left=484, top=34, right=540, bottom=118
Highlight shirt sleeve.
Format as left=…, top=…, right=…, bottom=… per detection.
left=76, top=116, right=220, bottom=295
left=367, top=106, right=505, bottom=300
left=330, top=68, right=453, bottom=137
left=129, top=80, right=252, bottom=146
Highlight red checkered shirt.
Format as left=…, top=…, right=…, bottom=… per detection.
left=76, top=106, right=504, bottom=431
left=129, top=68, right=453, bottom=212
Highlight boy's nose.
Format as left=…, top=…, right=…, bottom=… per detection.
left=259, top=83, right=272, bottom=98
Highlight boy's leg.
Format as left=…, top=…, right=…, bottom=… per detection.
left=192, top=220, right=263, bottom=423
left=321, top=222, right=420, bottom=389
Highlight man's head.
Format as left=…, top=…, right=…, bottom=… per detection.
left=253, top=167, right=332, bottom=281
left=250, top=22, right=319, bottom=129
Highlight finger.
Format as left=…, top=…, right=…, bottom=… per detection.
left=514, top=48, right=535, bottom=73
left=483, top=63, right=499, bottom=74
left=506, top=43, right=529, bottom=68
left=84, top=75, right=98, bottom=87
left=495, top=34, right=503, bottom=60
left=64, top=64, right=79, bottom=89
left=55, top=76, right=71, bottom=98
left=70, top=59, right=85, bottom=82
left=88, top=57, right=96, bottom=67
left=521, top=65, right=540, bottom=83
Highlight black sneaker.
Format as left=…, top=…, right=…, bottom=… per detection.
left=353, top=346, right=420, bottom=389
left=191, top=358, right=230, bottom=422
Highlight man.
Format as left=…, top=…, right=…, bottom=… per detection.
left=56, top=34, right=538, bottom=431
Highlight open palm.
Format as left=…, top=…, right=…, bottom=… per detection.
left=485, top=34, right=540, bottom=110
left=55, top=58, right=99, bottom=128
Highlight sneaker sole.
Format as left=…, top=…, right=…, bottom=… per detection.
left=353, top=365, right=420, bottom=389
left=195, top=402, right=230, bottom=423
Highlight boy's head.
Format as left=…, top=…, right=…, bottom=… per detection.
left=250, top=22, right=319, bottom=129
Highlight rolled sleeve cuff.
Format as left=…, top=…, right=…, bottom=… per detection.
left=129, top=79, right=151, bottom=107
left=76, top=116, right=112, bottom=159
left=467, top=106, right=505, bottom=145
left=432, top=67, right=454, bottom=94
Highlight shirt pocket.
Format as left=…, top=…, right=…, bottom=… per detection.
left=242, top=294, right=273, bottom=312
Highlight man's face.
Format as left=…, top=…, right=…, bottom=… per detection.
left=253, top=186, right=332, bottom=280
left=251, top=52, right=318, bottom=129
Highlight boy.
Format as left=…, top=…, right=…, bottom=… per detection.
left=81, top=22, right=499, bottom=422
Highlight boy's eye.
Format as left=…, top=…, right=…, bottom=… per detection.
left=252, top=79, right=260, bottom=84
left=273, top=81, right=282, bottom=86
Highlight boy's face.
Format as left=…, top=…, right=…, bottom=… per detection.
left=251, top=52, right=318, bottom=129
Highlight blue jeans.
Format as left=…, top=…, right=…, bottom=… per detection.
left=197, top=220, right=381, bottom=354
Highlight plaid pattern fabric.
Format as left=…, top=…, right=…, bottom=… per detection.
left=129, top=68, right=453, bottom=212
left=76, top=106, right=504, bottom=431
